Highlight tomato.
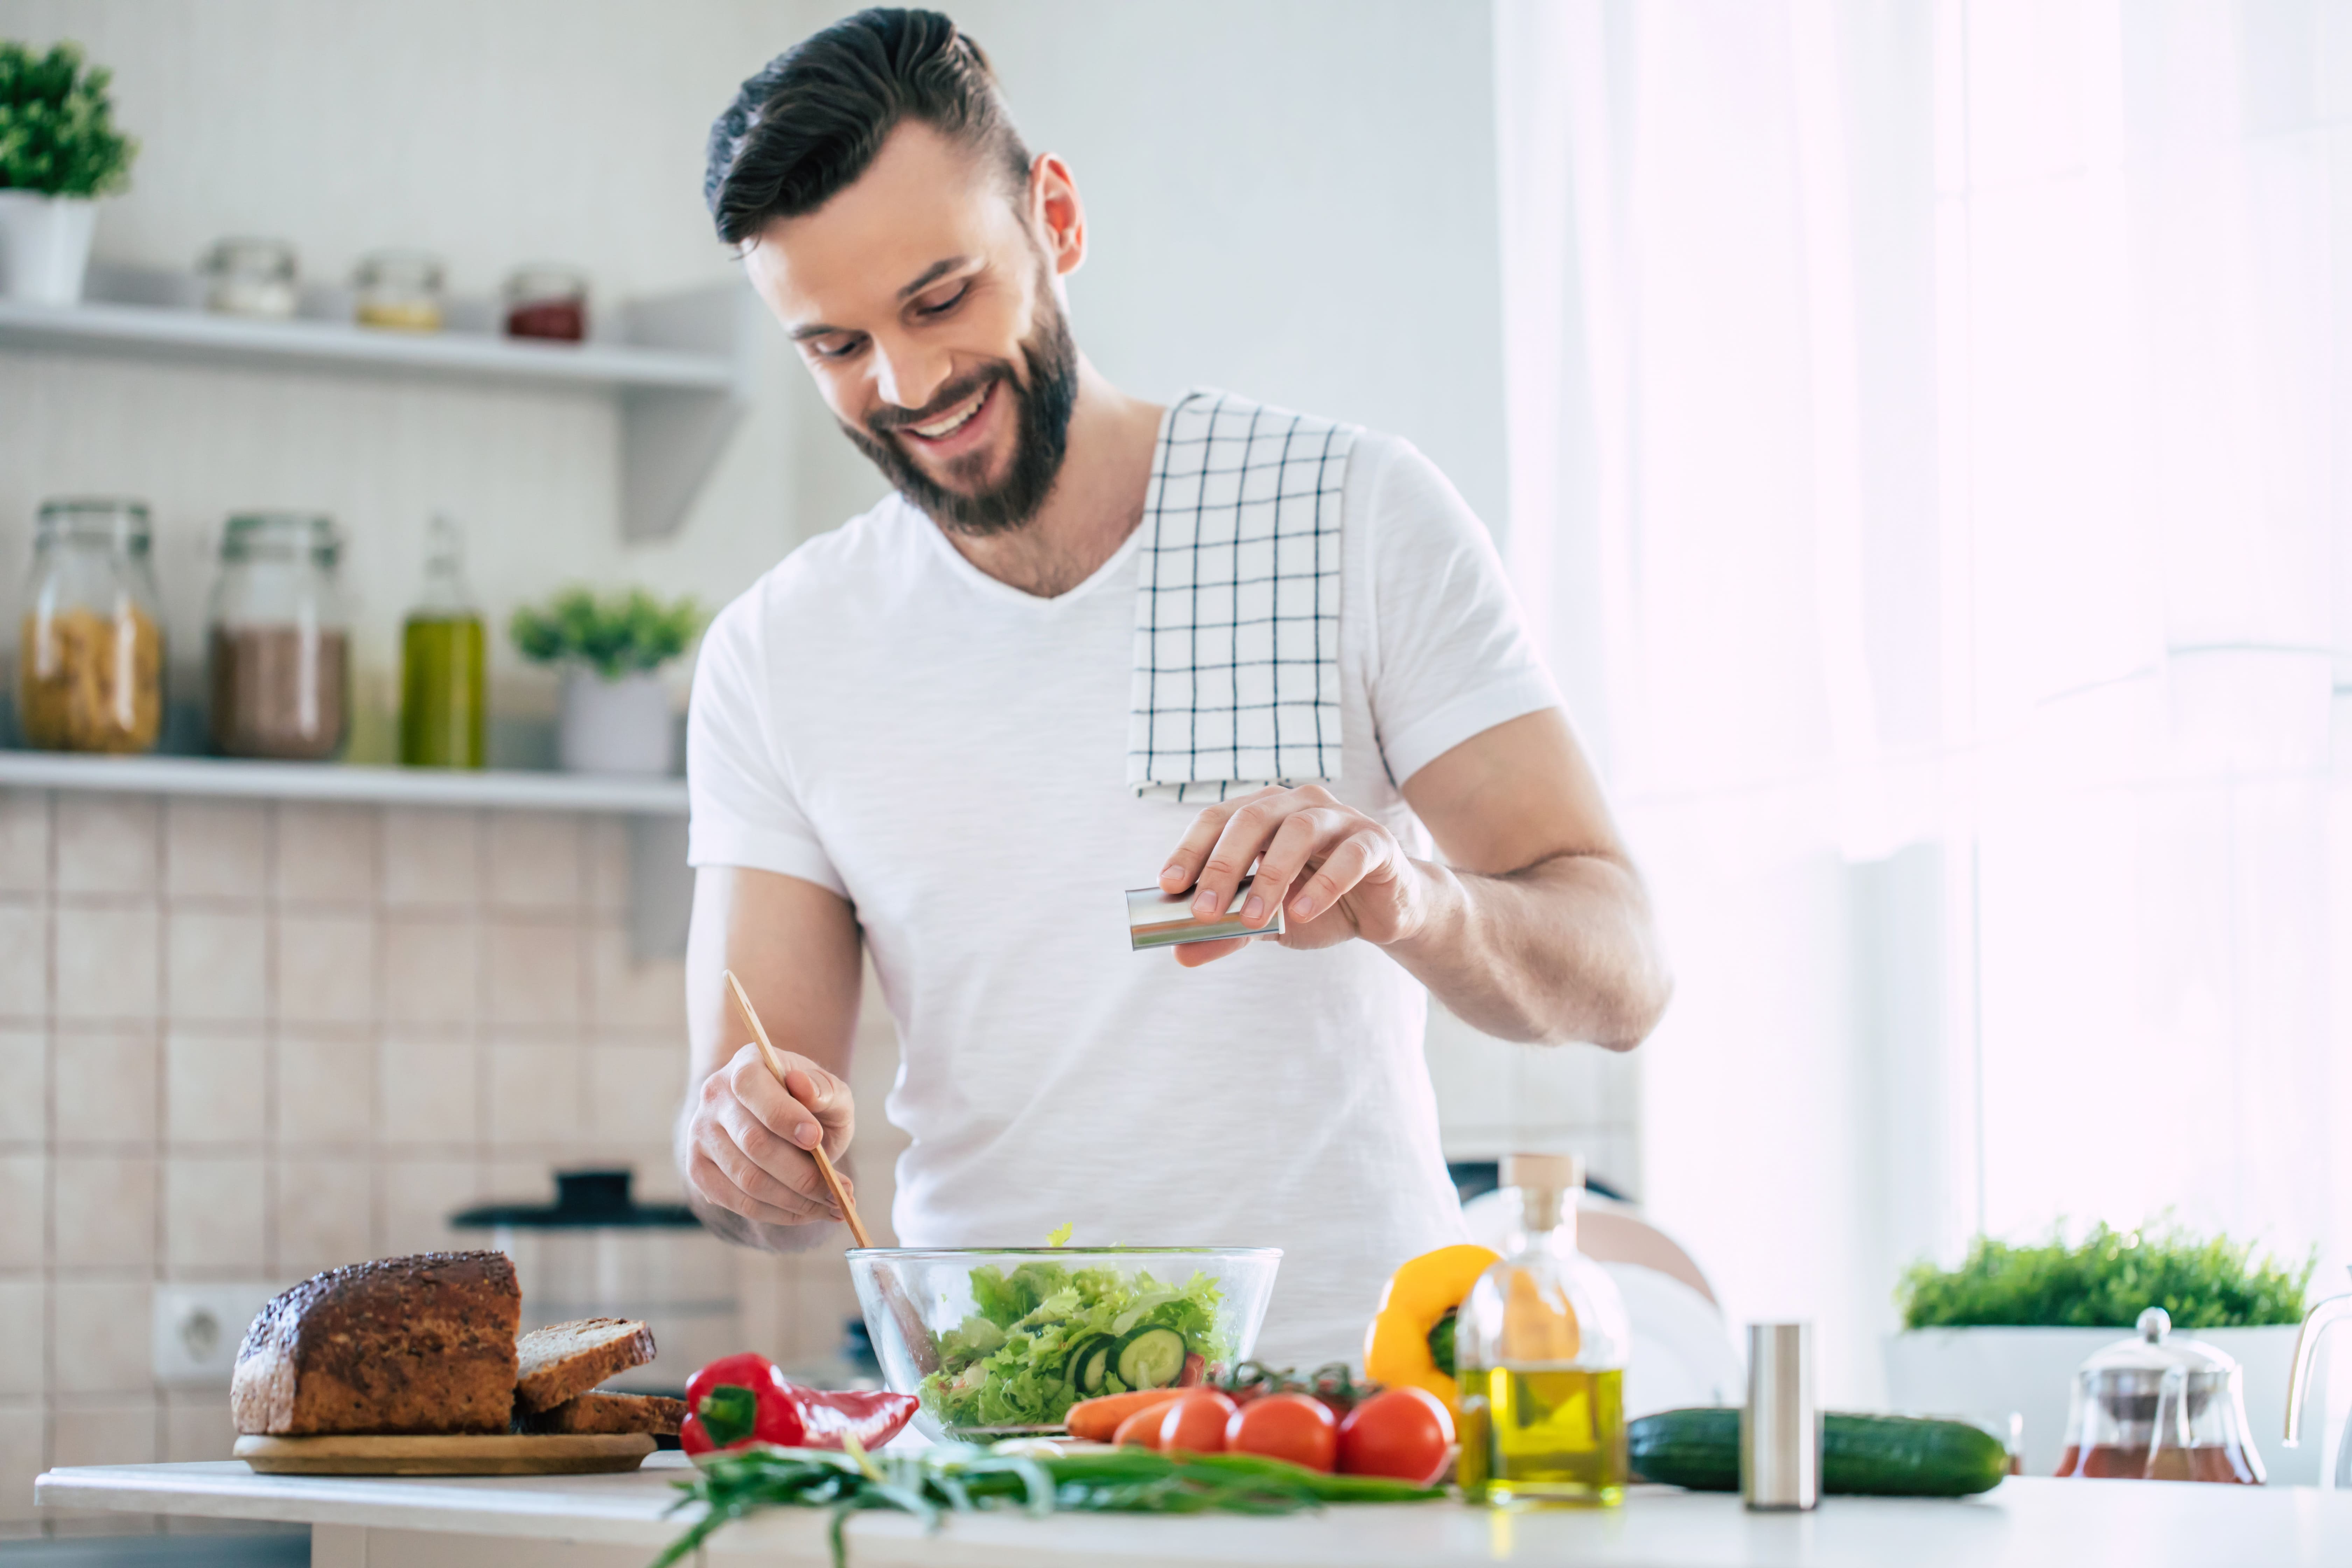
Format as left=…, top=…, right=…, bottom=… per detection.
left=1155, top=1391, right=1239, bottom=1454
left=1225, top=1392, right=1337, bottom=1472
left=1336, top=1386, right=1454, bottom=1486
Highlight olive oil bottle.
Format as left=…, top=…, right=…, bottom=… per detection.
left=398, top=514, right=486, bottom=768
left=1455, top=1153, right=1630, bottom=1506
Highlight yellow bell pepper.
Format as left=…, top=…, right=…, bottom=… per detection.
left=1362, top=1243, right=1500, bottom=1412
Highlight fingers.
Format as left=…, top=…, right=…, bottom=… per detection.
left=1287, top=825, right=1400, bottom=924
left=727, top=1043, right=853, bottom=1152
left=1241, top=807, right=1348, bottom=925
left=689, top=1144, right=839, bottom=1228
left=1157, top=788, right=1280, bottom=895
left=689, top=1043, right=860, bottom=1229
left=1179, top=786, right=1332, bottom=924
left=1171, top=936, right=1250, bottom=968
left=782, top=1062, right=856, bottom=1160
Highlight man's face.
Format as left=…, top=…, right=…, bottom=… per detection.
left=742, top=122, right=1080, bottom=534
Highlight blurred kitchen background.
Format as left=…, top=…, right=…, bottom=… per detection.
left=1, top=0, right=2348, bottom=1547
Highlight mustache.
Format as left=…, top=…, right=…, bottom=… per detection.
left=866, top=368, right=1010, bottom=435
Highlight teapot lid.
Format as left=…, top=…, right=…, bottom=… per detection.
left=2078, top=1307, right=2239, bottom=1385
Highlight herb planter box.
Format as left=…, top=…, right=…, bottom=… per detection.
left=1884, top=1325, right=2348, bottom=1486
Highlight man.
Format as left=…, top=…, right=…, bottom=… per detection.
left=680, top=7, right=1669, bottom=1362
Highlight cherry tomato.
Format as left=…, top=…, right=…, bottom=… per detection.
left=1224, top=1391, right=1338, bottom=1472
left=1155, top=1391, right=1239, bottom=1453
left=1336, top=1386, right=1454, bottom=1486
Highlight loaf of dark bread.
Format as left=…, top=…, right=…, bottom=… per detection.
left=232, top=1252, right=522, bottom=1435
left=525, top=1391, right=686, bottom=1436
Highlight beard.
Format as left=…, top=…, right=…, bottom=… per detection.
left=842, top=291, right=1080, bottom=538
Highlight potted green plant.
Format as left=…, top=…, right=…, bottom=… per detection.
left=511, top=587, right=703, bottom=777
left=1883, top=1222, right=2329, bottom=1482
left=0, top=40, right=138, bottom=304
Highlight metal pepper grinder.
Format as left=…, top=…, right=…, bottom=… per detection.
left=1743, top=1322, right=1819, bottom=1510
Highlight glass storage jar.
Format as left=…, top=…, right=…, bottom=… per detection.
left=504, top=263, right=589, bottom=342
left=17, top=498, right=166, bottom=754
left=205, top=513, right=350, bottom=761
left=201, top=237, right=299, bottom=318
left=354, top=248, right=445, bottom=332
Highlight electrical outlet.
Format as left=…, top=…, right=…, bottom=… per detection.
left=153, top=1282, right=283, bottom=1387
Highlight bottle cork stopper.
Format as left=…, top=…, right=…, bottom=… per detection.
left=1502, top=1151, right=1586, bottom=1192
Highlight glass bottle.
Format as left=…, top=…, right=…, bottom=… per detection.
left=398, top=514, right=486, bottom=768
left=18, top=498, right=167, bottom=754
left=206, top=513, right=349, bottom=760
left=1455, top=1152, right=1631, bottom=1506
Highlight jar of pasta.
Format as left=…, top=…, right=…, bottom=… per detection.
left=18, top=498, right=167, bottom=754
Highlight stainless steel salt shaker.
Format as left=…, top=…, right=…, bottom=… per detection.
left=1743, top=1322, right=1819, bottom=1511
left=1126, top=875, right=1286, bottom=949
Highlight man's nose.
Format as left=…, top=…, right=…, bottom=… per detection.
left=872, top=334, right=952, bottom=414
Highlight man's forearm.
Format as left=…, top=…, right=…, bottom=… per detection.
left=1389, top=853, right=1670, bottom=1049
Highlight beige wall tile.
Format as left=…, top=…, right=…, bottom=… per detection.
left=382, top=806, right=480, bottom=909
left=164, top=1033, right=267, bottom=1145
left=0, top=1157, right=41, bottom=1269
left=588, top=1044, right=681, bottom=1143
left=52, top=1278, right=151, bottom=1394
left=163, top=1391, right=237, bottom=1463
left=586, top=929, right=682, bottom=1038
left=275, top=912, right=376, bottom=1026
left=0, top=1402, right=42, bottom=1524
left=483, top=1160, right=553, bottom=1207
left=163, top=909, right=268, bottom=1025
left=51, top=1398, right=157, bottom=1466
left=0, top=901, right=46, bottom=1025
left=486, top=812, right=582, bottom=912
left=378, top=1039, right=476, bottom=1145
left=382, top=915, right=479, bottom=1027
left=54, top=795, right=158, bottom=897
left=376, top=1158, right=481, bottom=1255
left=53, top=1155, right=153, bottom=1269
left=164, top=1155, right=267, bottom=1273
left=274, top=803, right=379, bottom=906
left=0, top=1030, right=44, bottom=1142
left=0, top=1284, right=36, bottom=1399
left=487, top=1041, right=580, bottom=1143
left=584, top=817, right=629, bottom=914
left=55, top=1033, right=156, bottom=1144
left=276, top=1158, right=371, bottom=1277
left=164, top=798, right=268, bottom=901
left=486, top=922, right=581, bottom=1028
left=54, top=904, right=159, bottom=1023
left=276, top=1035, right=373, bottom=1145
left=0, top=791, right=46, bottom=896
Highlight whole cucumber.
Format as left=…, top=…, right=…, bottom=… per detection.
left=1628, top=1408, right=2008, bottom=1498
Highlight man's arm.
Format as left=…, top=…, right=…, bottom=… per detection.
left=677, top=864, right=866, bottom=1250
left=1157, top=708, right=1670, bottom=1049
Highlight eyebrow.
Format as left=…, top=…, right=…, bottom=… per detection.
left=785, top=255, right=976, bottom=343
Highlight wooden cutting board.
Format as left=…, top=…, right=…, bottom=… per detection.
left=234, top=1433, right=655, bottom=1476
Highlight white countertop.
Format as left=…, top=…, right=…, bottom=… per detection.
left=36, top=1454, right=2352, bottom=1567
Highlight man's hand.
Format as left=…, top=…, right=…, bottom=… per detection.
left=682, top=1042, right=857, bottom=1227
left=1155, top=784, right=1440, bottom=968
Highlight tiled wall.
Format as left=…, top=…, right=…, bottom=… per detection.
left=0, top=787, right=901, bottom=1538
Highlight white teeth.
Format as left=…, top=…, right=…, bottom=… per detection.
left=910, top=389, right=985, bottom=439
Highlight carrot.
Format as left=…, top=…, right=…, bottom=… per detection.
left=1112, top=1403, right=1170, bottom=1449
left=1068, top=1388, right=1187, bottom=1443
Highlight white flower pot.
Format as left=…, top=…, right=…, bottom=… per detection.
left=556, top=668, right=674, bottom=776
left=0, top=192, right=99, bottom=306
left=1884, top=1324, right=2351, bottom=1487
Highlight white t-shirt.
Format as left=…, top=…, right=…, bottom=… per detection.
left=687, top=419, right=1562, bottom=1364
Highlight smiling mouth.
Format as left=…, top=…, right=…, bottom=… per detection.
left=899, top=383, right=991, bottom=442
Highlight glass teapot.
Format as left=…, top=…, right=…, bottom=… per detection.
left=2054, top=1307, right=2263, bottom=1483
left=2284, top=1265, right=2352, bottom=1488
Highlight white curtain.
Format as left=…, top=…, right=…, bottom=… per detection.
left=1498, top=0, right=2350, bottom=1404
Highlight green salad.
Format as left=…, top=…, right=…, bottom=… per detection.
left=920, top=1262, right=1229, bottom=1431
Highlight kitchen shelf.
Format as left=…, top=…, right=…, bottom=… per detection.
left=0, top=749, right=686, bottom=815
left=1, top=264, right=761, bottom=540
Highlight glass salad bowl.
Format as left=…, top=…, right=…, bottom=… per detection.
left=847, top=1247, right=1282, bottom=1440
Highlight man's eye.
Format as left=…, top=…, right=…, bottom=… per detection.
left=914, top=284, right=969, bottom=318
left=811, top=336, right=863, bottom=360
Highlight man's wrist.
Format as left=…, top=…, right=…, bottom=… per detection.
left=1386, top=858, right=1469, bottom=960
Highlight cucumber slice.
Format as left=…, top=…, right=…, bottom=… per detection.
left=1065, top=1335, right=1114, bottom=1395
left=1114, top=1326, right=1187, bottom=1391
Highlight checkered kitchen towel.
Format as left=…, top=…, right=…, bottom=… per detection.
left=1129, top=390, right=1355, bottom=803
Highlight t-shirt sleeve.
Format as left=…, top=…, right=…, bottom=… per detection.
left=1361, top=438, right=1564, bottom=786
left=685, top=585, right=848, bottom=897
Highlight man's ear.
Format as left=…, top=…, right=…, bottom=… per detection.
left=1030, top=152, right=1086, bottom=278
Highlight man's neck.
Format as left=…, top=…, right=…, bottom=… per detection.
left=939, top=359, right=1161, bottom=598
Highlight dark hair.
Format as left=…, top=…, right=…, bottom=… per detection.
left=706, top=8, right=1031, bottom=245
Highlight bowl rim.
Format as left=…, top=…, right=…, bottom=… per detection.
left=844, top=1245, right=1283, bottom=1260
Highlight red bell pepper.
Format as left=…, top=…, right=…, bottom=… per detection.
left=678, top=1353, right=919, bottom=1456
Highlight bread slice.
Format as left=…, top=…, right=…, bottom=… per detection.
left=529, top=1390, right=686, bottom=1436
left=232, top=1252, right=521, bottom=1435
left=514, top=1318, right=657, bottom=1413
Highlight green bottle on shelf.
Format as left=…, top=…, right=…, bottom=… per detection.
left=398, top=513, right=486, bottom=769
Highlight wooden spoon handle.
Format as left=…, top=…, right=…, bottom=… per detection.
left=722, top=968, right=873, bottom=1248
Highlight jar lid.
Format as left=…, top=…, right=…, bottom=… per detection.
left=1502, top=1151, right=1586, bottom=1192
left=222, top=512, right=338, bottom=562
left=36, top=497, right=151, bottom=545
left=2077, top=1307, right=2240, bottom=1389
left=202, top=237, right=298, bottom=278
left=354, top=248, right=445, bottom=290
left=505, top=263, right=588, bottom=303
